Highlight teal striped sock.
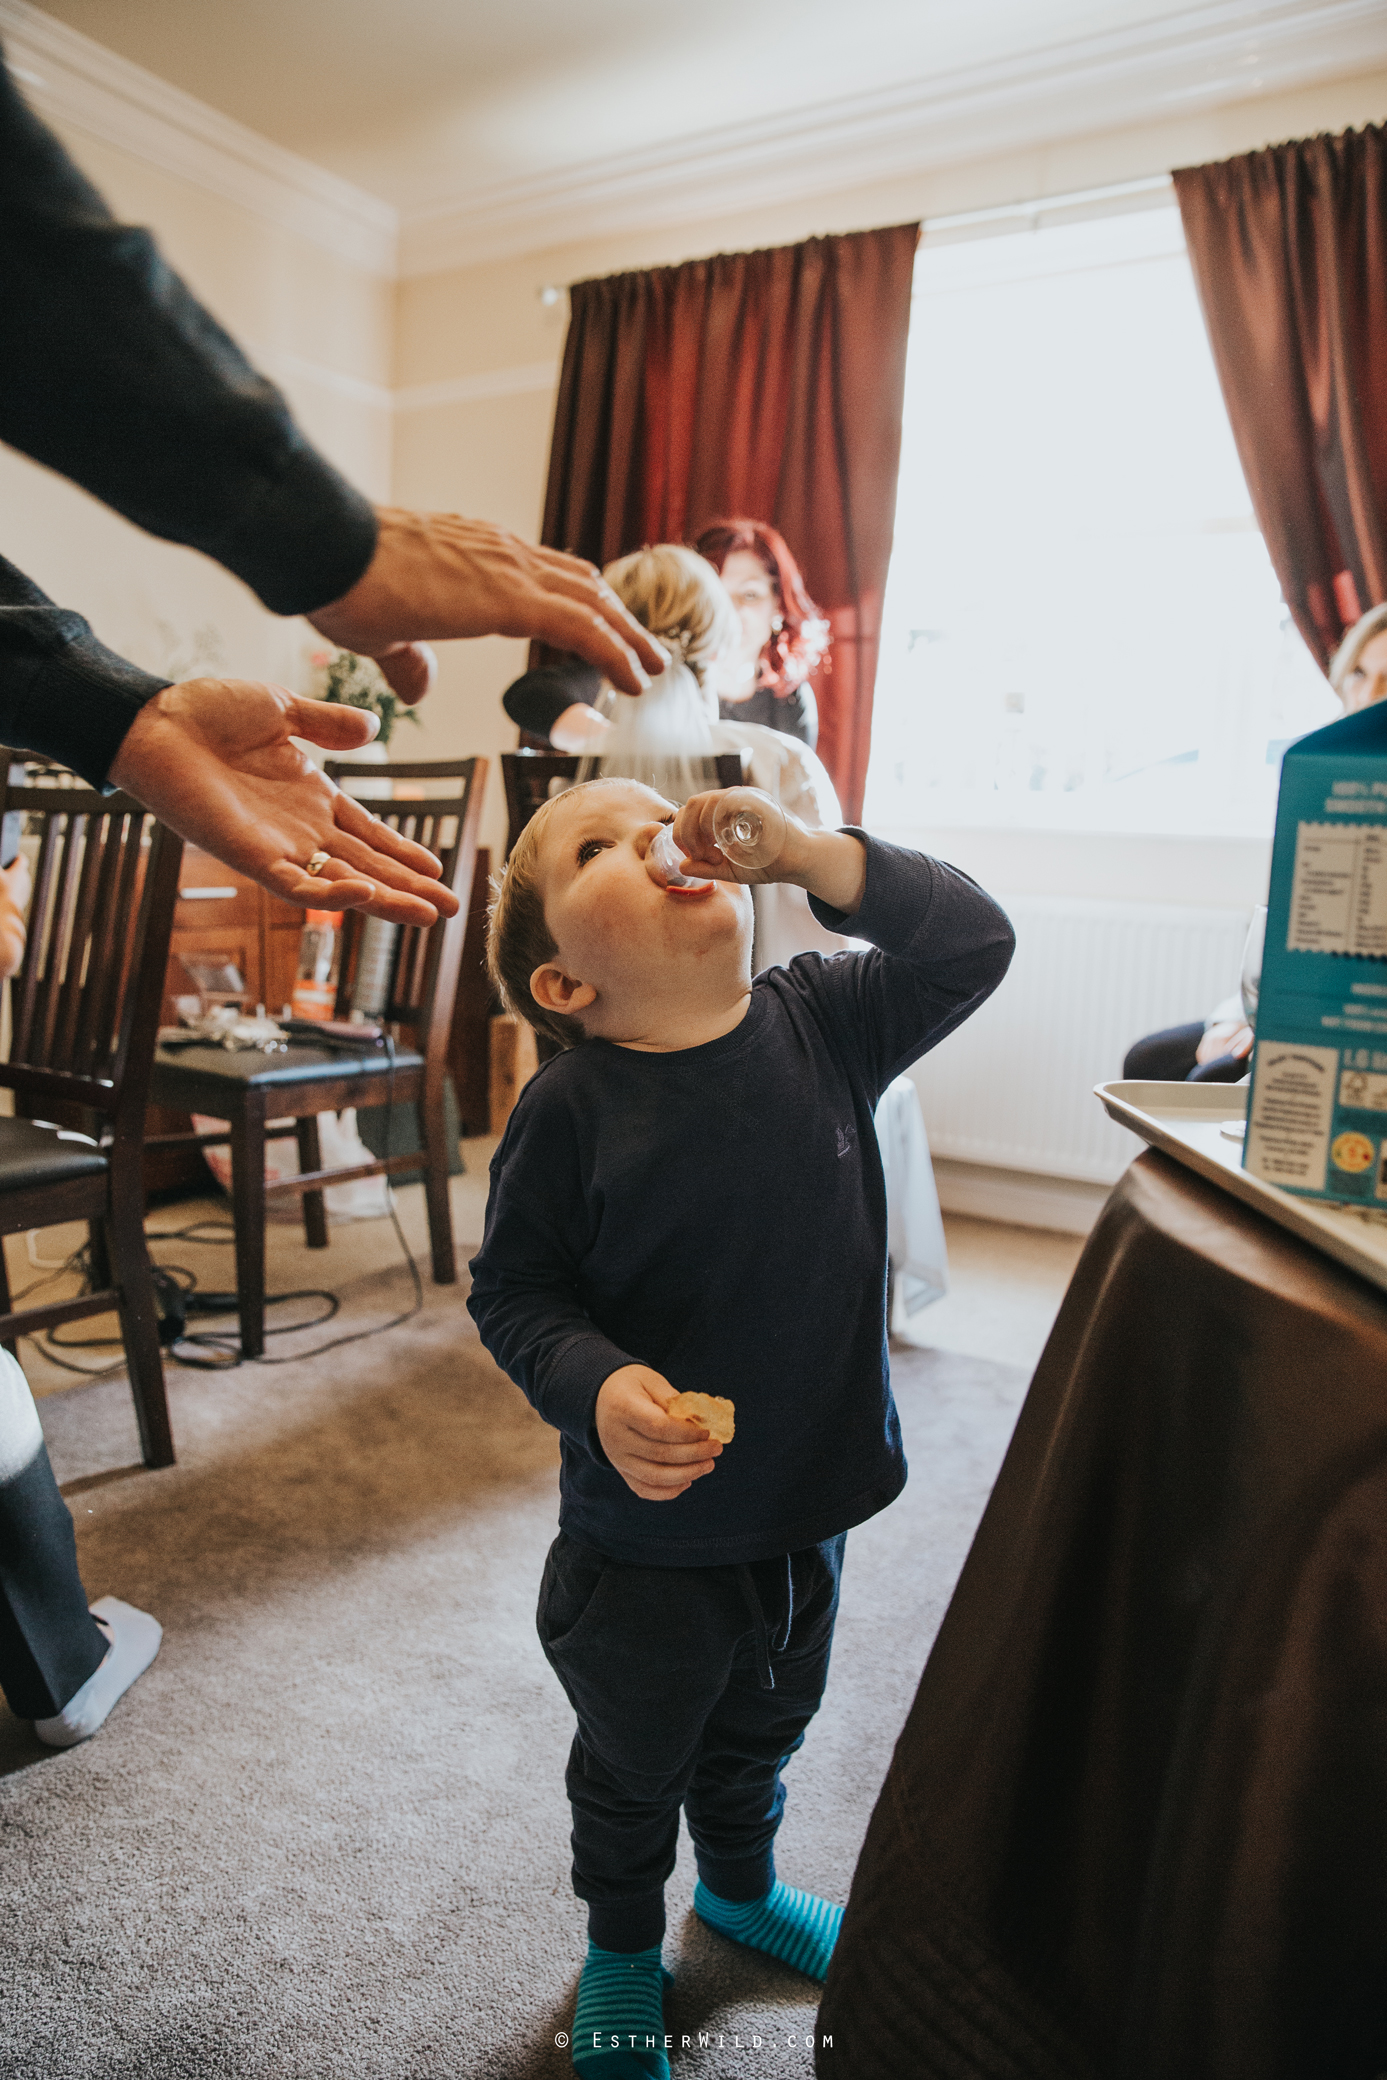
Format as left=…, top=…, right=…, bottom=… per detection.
left=693, top=1878, right=843, bottom=1982
left=571, top=1941, right=670, bottom=2079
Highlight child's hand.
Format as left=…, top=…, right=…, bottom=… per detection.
left=669, top=790, right=805, bottom=887
left=595, top=1364, right=723, bottom=1501
left=671, top=792, right=867, bottom=915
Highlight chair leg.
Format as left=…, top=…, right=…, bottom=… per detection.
left=104, top=1185, right=174, bottom=1469
left=420, top=1089, right=456, bottom=1285
left=296, top=1115, right=329, bottom=1249
left=87, top=1220, right=113, bottom=1293
left=229, top=1100, right=268, bottom=1360
left=0, top=1234, right=16, bottom=1360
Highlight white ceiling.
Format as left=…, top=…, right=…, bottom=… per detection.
left=24, top=0, right=1387, bottom=220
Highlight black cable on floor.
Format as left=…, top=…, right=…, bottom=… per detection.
left=173, top=1193, right=423, bottom=1368
left=36, top=1270, right=343, bottom=1376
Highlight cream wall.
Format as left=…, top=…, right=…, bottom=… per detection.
left=4, top=118, right=393, bottom=706
left=393, top=62, right=1387, bottom=870
left=9, top=60, right=1384, bottom=880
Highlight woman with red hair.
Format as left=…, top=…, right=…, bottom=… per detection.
left=693, top=518, right=829, bottom=749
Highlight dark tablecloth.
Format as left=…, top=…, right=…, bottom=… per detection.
left=819, top=1150, right=1387, bottom=2080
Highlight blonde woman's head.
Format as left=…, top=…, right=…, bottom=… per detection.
left=602, top=545, right=739, bottom=690
left=1330, top=603, right=1387, bottom=712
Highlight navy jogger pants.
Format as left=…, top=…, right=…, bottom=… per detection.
left=537, top=1530, right=846, bottom=1952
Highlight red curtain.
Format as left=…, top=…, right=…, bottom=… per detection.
left=541, top=223, right=920, bottom=819
left=1173, top=126, right=1387, bottom=670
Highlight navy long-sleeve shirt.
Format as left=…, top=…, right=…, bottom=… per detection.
left=467, top=836, right=1014, bottom=1567
left=0, top=50, right=378, bottom=784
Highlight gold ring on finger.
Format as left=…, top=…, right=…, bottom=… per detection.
left=305, top=849, right=331, bottom=877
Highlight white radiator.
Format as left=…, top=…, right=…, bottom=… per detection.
left=910, top=896, right=1251, bottom=1186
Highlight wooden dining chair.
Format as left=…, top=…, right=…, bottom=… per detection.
left=0, top=773, right=185, bottom=1466
left=501, top=749, right=746, bottom=857
left=501, top=750, right=578, bottom=858
left=146, top=757, right=486, bottom=1358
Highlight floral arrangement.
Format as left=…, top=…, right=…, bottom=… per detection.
left=309, top=646, right=421, bottom=749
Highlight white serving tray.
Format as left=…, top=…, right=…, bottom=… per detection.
left=1095, top=1079, right=1387, bottom=1297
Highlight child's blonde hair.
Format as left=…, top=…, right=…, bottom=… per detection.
left=603, top=545, right=739, bottom=688
left=487, top=779, right=643, bottom=1055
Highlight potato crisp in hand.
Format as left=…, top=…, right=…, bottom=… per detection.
left=665, top=1392, right=735, bottom=1445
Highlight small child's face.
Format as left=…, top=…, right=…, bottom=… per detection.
left=533, top=781, right=750, bottom=1021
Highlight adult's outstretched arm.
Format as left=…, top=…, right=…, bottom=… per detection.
left=108, top=680, right=458, bottom=926
left=0, top=52, right=664, bottom=698
left=0, top=557, right=453, bottom=923
left=309, top=511, right=663, bottom=704
left=0, top=53, right=377, bottom=622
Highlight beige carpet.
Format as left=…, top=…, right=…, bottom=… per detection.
left=0, top=1182, right=1029, bottom=2080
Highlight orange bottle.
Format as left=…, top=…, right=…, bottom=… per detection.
left=290, top=909, right=344, bottom=1022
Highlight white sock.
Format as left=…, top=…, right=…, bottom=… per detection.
left=34, top=1596, right=163, bottom=1748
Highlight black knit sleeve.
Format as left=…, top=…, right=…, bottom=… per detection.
left=0, top=558, right=169, bottom=786
left=799, top=835, right=1015, bottom=1101
left=502, top=662, right=603, bottom=738
left=0, top=53, right=377, bottom=616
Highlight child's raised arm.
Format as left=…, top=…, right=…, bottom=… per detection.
left=763, top=827, right=1014, bottom=1105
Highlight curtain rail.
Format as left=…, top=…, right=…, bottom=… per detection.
left=538, top=177, right=1177, bottom=298
left=921, top=173, right=1174, bottom=237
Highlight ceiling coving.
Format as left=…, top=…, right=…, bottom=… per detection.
left=5, top=0, right=1385, bottom=270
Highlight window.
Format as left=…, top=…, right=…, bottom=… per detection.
left=865, top=207, right=1338, bottom=839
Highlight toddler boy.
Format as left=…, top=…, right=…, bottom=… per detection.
left=468, top=780, right=1012, bottom=2077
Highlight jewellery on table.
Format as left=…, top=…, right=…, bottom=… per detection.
left=304, top=849, right=331, bottom=877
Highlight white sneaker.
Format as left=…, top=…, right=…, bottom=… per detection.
left=33, top=1596, right=163, bottom=1748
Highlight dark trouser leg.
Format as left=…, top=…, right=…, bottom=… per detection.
left=1123, top=1022, right=1205, bottom=1082
left=0, top=1357, right=105, bottom=1719
left=562, top=1739, right=684, bottom=1951
left=684, top=1537, right=845, bottom=1901
left=1189, top=1051, right=1251, bottom=1084
left=537, top=1534, right=845, bottom=1949
left=538, top=1536, right=749, bottom=1952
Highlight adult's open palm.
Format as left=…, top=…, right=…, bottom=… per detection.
left=109, top=678, right=459, bottom=925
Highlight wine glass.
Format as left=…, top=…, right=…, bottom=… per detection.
left=647, top=789, right=787, bottom=887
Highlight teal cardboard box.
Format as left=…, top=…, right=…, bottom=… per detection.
left=1246, top=702, right=1387, bottom=1202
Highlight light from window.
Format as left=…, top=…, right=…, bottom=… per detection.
left=865, top=208, right=1338, bottom=838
